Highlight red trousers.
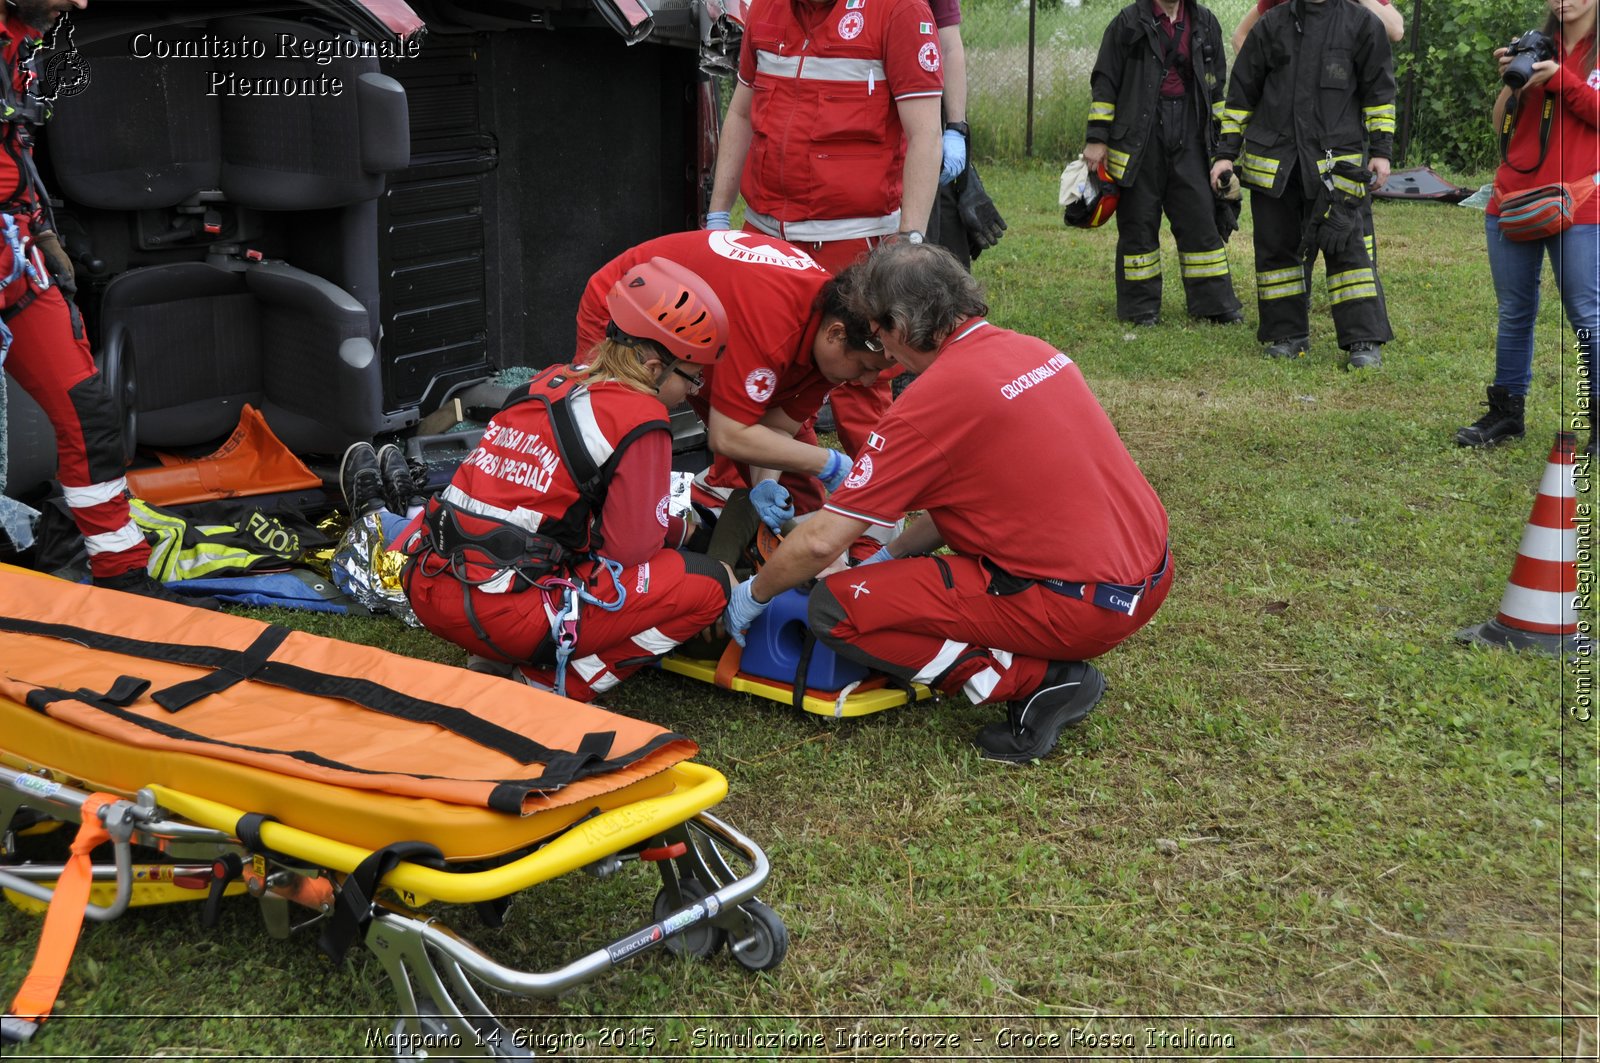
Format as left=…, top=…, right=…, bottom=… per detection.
left=809, top=552, right=1171, bottom=704
left=5, top=269, right=147, bottom=577
left=407, top=548, right=729, bottom=702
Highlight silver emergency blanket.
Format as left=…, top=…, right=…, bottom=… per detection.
left=331, top=509, right=419, bottom=626
left=0, top=375, right=40, bottom=551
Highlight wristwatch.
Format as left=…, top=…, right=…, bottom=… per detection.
left=901, top=230, right=924, bottom=244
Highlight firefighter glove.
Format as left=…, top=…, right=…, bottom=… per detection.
left=958, top=162, right=1007, bottom=255
left=749, top=479, right=794, bottom=532
left=1316, top=194, right=1365, bottom=258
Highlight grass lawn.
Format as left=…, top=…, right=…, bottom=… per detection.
left=1, top=158, right=1594, bottom=1059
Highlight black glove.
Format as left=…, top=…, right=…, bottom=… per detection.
left=957, top=161, right=1007, bottom=258
left=1214, top=197, right=1242, bottom=242
left=1316, top=194, right=1365, bottom=259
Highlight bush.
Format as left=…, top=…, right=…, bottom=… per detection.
left=1398, top=0, right=1532, bottom=171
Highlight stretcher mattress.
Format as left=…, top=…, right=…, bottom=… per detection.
left=0, top=565, right=697, bottom=858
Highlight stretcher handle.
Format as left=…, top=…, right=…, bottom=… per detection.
left=367, top=811, right=769, bottom=998
left=0, top=774, right=145, bottom=922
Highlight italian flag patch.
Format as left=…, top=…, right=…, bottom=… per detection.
left=919, top=20, right=932, bottom=32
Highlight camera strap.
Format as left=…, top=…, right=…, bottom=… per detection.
left=1500, top=93, right=1556, bottom=175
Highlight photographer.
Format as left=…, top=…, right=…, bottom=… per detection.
left=1456, top=0, right=1599, bottom=451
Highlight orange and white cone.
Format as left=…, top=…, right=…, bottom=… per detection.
left=1458, top=431, right=1588, bottom=655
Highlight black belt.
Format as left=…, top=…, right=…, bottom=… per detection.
left=985, top=544, right=1170, bottom=617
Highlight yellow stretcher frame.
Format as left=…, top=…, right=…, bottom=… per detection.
left=660, top=652, right=935, bottom=718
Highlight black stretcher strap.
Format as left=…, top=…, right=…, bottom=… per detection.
left=319, top=840, right=445, bottom=964
left=153, top=625, right=291, bottom=712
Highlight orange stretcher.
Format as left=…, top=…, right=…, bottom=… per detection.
left=0, top=565, right=785, bottom=1054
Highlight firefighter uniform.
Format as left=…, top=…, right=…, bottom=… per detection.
left=0, top=11, right=148, bottom=578
left=1216, top=0, right=1396, bottom=350
left=404, top=368, right=729, bottom=703
left=1087, top=0, right=1239, bottom=322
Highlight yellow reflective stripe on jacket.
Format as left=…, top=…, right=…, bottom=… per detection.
left=1362, top=103, right=1397, bottom=133
left=1088, top=100, right=1115, bottom=123
left=1211, top=99, right=1227, bottom=121
left=1122, top=250, right=1162, bottom=281
left=1239, top=152, right=1279, bottom=188
left=1105, top=147, right=1131, bottom=182
left=1221, top=107, right=1251, bottom=136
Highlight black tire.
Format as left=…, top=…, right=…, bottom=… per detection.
left=652, top=877, right=726, bottom=959
left=728, top=899, right=788, bottom=972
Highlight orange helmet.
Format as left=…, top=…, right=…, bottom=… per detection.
left=1063, top=159, right=1120, bottom=229
left=606, top=258, right=728, bottom=365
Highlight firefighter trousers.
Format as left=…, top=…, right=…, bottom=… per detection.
left=806, top=552, right=1170, bottom=706
left=1115, top=96, right=1240, bottom=322
left=5, top=279, right=148, bottom=578
left=406, top=548, right=730, bottom=703
left=1250, top=169, right=1393, bottom=349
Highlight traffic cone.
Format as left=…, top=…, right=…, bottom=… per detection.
left=1458, top=431, right=1589, bottom=655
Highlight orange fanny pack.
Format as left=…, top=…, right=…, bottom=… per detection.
left=0, top=567, right=694, bottom=815
left=1498, top=179, right=1598, bottom=241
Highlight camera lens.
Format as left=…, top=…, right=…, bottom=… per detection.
left=1504, top=53, right=1538, bottom=89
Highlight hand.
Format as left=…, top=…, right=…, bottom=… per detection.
left=1524, top=58, right=1561, bottom=89
left=31, top=230, right=74, bottom=293
left=704, top=210, right=731, bottom=231
left=1081, top=142, right=1108, bottom=169
left=723, top=577, right=771, bottom=648
left=818, top=448, right=853, bottom=492
left=749, top=479, right=794, bottom=532
left=1210, top=160, right=1236, bottom=193
left=1368, top=156, right=1390, bottom=189
left=940, top=129, right=967, bottom=186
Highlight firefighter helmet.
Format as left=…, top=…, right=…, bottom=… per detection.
left=1061, top=157, right=1120, bottom=230
left=607, top=257, right=729, bottom=365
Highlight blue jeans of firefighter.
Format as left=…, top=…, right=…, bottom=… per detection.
left=1486, top=215, right=1600, bottom=396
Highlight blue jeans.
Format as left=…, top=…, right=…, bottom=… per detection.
left=1485, top=215, right=1600, bottom=396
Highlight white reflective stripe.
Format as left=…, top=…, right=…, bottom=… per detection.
left=590, top=671, right=621, bottom=693
left=573, top=655, right=610, bottom=682
left=62, top=477, right=129, bottom=509
left=745, top=208, right=899, bottom=242
left=799, top=56, right=886, bottom=82
left=1538, top=460, right=1576, bottom=499
left=632, top=627, right=679, bottom=656
left=481, top=570, right=516, bottom=594
left=1499, top=584, right=1576, bottom=626
left=1518, top=523, right=1576, bottom=563
left=990, top=649, right=1013, bottom=670
left=963, top=665, right=1002, bottom=704
left=912, top=638, right=968, bottom=684
left=566, top=388, right=617, bottom=468
left=755, top=51, right=802, bottom=77
left=84, top=522, right=145, bottom=556
left=440, top=482, right=544, bottom=534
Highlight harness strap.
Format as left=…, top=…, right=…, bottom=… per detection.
left=5, top=793, right=115, bottom=1038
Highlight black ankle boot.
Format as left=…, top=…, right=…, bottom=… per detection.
left=1455, top=386, right=1525, bottom=448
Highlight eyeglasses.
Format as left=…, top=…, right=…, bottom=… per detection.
left=672, top=365, right=704, bottom=388
left=863, top=336, right=883, bottom=353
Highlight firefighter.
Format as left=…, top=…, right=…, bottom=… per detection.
left=1085, top=0, right=1242, bottom=326
left=1210, top=0, right=1396, bottom=369
left=0, top=0, right=212, bottom=605
left=704, top=0, right=944, bottom=461
left=403, top=260, right=735, bottom=702
left=724, top=243, right=1171, bottom=764
left=574, top=230, right=891, bottom=529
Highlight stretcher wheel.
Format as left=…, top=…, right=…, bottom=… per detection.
left=653, top=878, right=724, bottom=959
left=729, top=899, right=787, bottom=972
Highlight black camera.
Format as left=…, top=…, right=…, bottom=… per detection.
left=1504, top=29, right=1557, bottom=90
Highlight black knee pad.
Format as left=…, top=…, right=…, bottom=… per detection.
left=679, top=548, right=734, bottom=602
left=66, top=371, right=126, bottom=484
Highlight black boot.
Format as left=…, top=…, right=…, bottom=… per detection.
left=1455, top=386, right=1525, bottom=448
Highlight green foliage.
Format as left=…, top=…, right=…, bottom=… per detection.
left=1399, top=0, right=1532, bottom=170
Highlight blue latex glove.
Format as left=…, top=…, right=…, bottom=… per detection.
left=705, top=210, right=732, bottom=231
left=940, top=129, right=968, bottom=186
left=749, top=479, right=794, bottom=531
left=724, top=577, right=771, bottom=647
left=819, top=448, right=853, bottom=493
left=858, top=544, right=893, bottom=566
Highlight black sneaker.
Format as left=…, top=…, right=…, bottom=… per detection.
left=1345, top=342, right=1383, bottom=370
left=93, top=569, right=222, bottom=611
left=974, top=661, right=1107, bottom=764
left=376, top=443, right=425, bottom=514
left=339, top=442, right=386, bottom=516
left=1263, top=336, right=1309, bottom=359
